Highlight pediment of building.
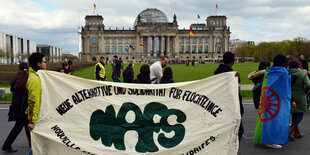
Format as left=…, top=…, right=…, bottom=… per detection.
left=138, top=24, right=178, bottom=34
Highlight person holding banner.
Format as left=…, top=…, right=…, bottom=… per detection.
left=214, top=52, right=244, bottom=142
left=288, top=60, right=310, bottom=141
left=26, top=52, right=46, bottom=131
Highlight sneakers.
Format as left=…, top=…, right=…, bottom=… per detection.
left=266, top=144, right=282, bottom=149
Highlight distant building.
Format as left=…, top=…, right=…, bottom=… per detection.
left=61, top=53, right=78, bottom=61
left=37, top=44, right=62, bottom=62
left=0, top=32, right=36, bottom=64
left=80, top=8, right=231, bottom=62
left=229, top=39, right=255, bottom=53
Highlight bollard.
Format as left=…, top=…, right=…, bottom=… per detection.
left=0, top=88, right=5, bottom=99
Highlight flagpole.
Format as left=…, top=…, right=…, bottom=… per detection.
left=197, top=15, right=198, bottom=24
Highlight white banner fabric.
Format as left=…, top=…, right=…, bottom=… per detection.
left=31, top=70, right=241, bottom=155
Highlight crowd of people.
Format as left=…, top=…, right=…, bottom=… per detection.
left=95, top=55, right=171, bottom=84
left=2, top=51, right=310, bottom=153
left=248, top=54, right=310, bottom=149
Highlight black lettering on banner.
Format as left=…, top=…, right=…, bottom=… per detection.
left=59, top=86, right=168, bottom=116
left=71, top=85, right=113, bottom=105
left=100, top=85, right=112, bottom=96
left=169, top=88, right=223, bottom=117
left=56, top=99, right=73, bottom=115
left=127, top=88, right=166, bottom=97
left=169, top=87, right=182, bottom=99
left=114, top=86, right=126, bottom=95
left=182, top=136, right=217, bottom=155
left=51, top=125, right=95, bottom=155
left=57, top=85, right=222, bottom=118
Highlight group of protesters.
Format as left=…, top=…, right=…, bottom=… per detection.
left=248, top=54, right=310, bottom=149
left=2, top=51, right=310, bottom=153
left=95, top=55, right=172, bottom=84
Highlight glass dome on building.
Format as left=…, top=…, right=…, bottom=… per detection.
left=134, top=8, right=169, bottom=27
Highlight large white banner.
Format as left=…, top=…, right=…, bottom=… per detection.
left=32, top=70, right=241, bottom=155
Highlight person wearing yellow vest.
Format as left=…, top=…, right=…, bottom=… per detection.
left=95, top=56, right=106, bottom=81
left=26, top=52, right=46, bottom=132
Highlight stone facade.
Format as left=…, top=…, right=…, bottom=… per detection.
left=229, top=39, right=255, bottom=53
left=80, top=8, right=230, bottom=62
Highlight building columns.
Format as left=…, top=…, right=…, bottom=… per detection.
left=160, top=36, right=164, bottom=56
left=153, top=36, right=156, bottom=56
left=166, top=36, right=170, bottom=55
left=147, top=37, right=150, bottom=56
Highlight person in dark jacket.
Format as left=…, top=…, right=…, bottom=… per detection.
left=2, top=62, right=31, bottom=153
left=299, top=55, right=308, bottom=71
left=59, top=62, right=69, bottom=74
left=248, top=61, right=271, bottom=109
left=67, top=60, right=73, bottom=75
left=134, top=64, right=151, bottom=84
left=160, top=67, right=174, bottom=83
left=288, top=60, right=310, bottom=141
left=214, top=52, right=244, bottom=143
left=111, top=55, right=122, bottom=82
left=123, top=63, right=134, bottom=83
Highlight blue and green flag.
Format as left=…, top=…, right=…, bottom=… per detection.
left=254, top=67, right=291, bottom=144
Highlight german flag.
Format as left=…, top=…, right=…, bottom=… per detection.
left=140, top=44, right=144, bottom=47
left=94, top=3, right=96, bottom=10
left=190, top=29, right=195, bottom=37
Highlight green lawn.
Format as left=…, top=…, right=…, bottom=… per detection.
left=240, top=90, right=253, bottom=98
left=0, top=93, right=12, bottom=102
left=1, top=62, right=257, bottom=102
left=73, top=62, right=259, bottom=84
left=0, top=84, right=10, bottom=87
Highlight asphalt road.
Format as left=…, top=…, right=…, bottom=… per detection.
left=0, top=100, right=309, bottom=155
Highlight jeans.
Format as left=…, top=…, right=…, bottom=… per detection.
left=112, top=70, right=121, bottom=82
left=292, top=112, right=304, bottom=129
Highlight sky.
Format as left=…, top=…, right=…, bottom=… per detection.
left=1, top=0, right=310, bottom=54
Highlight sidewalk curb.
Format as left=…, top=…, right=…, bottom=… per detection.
left=0, top=101, right=10, bottom=104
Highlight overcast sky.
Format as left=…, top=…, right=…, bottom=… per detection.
left=1, top=0, right=310, bottom=53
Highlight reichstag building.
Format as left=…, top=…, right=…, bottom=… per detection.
left=80, top=8, right=230, bottom=62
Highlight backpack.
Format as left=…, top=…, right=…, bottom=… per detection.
left=252, top=82, right=262, bottom=109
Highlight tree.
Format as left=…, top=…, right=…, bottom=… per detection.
left=284, top=40, right=297, bottom=57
